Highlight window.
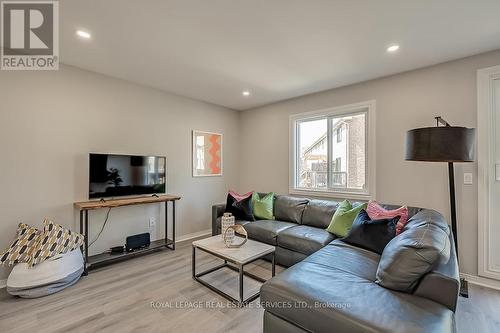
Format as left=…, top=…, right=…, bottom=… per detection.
left=296, top=118, right=328, bottom=189
left=290, top=101, right=375, bottom=199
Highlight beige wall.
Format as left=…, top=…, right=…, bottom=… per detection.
left=2, top=51, right=499, bottom=281
left=0, top=65, right=240, bottom=279
left=240, top=50, right=500, bottom=276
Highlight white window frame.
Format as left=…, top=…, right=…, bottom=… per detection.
left=289, top=100, right=376, bottom=200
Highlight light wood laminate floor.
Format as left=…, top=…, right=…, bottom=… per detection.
left=1, top=238, right=499, bottom=333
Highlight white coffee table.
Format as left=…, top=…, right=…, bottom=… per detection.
left=192, top=235, right=276, bottom=306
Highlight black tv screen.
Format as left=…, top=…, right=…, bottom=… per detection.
left=89, top=153, right=166, bottom=199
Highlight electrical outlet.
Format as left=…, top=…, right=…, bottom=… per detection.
left=149, top=217, right=156, bottom=229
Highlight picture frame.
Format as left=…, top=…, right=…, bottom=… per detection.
left=192, top=130, right=223, bottom=177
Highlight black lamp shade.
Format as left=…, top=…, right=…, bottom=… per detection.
left=405, top=126, right=475, bottom=162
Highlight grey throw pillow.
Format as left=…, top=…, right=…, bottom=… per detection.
left=375, top=221, right=450, bottom=292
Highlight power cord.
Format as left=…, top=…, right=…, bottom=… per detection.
left=89, top=207, right=112, bottom=247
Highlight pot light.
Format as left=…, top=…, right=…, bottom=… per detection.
left=76, top=30, right=91, bottom=39
left=387, top=44, right=400, bottom=53
left=242, top=90, right=250, bottom=97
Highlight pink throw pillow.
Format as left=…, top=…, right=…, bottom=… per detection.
left=228, top=190, right=253, bottom=201
left=367, top=201, right=409, bottom=235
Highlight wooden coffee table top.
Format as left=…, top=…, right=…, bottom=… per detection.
left=192, top=235, right=275, bottom=265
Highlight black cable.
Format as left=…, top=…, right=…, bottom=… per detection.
left=89, top=207, right=112, bottom=247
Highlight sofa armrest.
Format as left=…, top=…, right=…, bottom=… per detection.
left=413, top=233, right=460, bottom=312
left=212, top=204, right=226, bottom=235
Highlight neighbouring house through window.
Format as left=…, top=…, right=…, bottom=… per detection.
left=290, top=101, right=375, bottom=200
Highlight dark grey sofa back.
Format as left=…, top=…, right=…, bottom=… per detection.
left=300, top=199, right=422, bottom=227
left=273, top=195, right=309, bottom=224
left=301, top=199, right=339, bottom=228
left=214, top=194, right=426, bottom=230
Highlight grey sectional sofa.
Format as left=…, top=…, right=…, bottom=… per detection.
left=212, top=194, right=459, bottom=333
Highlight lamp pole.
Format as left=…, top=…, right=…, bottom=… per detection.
left=434, top=116, right=467, bottom=297
left=448, top=161, right=458, bottom=255
left=435, top=117, right=460, bottom=254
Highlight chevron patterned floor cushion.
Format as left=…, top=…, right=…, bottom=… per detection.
left=0, top=223, right=41, bottom=266
left=28, top=219, right=84, bottom=267
left=7, top=248, right=84, bottom=298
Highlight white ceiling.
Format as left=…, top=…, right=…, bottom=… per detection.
left=60, top=0, right=500, bottom=110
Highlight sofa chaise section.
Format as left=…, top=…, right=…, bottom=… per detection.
left=260, top=208, right=459, bottom=333
left=261, top=240, right=455, bottom=333
left=212, top=194, right=459, bottom=333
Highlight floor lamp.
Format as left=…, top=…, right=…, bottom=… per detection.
left=405, top=116, right=475, bottom=298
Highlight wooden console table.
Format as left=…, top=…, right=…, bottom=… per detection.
left=74, top=195, right=181, bottom=275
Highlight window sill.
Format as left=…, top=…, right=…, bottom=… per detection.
left=289, top=188, right=373, bottom=202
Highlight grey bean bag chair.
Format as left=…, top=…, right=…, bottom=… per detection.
left=7, top=248, right=84, bottom=298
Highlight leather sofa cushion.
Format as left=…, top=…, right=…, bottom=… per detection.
left=300, top=199, right=338, bottom=228
left=307, top=240, right=380, bottom=279
left=243, top=220, right=297, bottom=245
left=261, top=241, right=454, bottom=333
left=273, top=196, right=309, bottom=224
left=376, top=218, right=451, bottom=293
left=275, top=246, right=308, bottom=268
left=278, top=225, right=336, bottom=255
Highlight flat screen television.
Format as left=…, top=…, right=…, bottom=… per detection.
left=89, top=153, right=166, bottom=199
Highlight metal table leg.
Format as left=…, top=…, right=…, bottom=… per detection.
left=239, top=264, right=244, bottom=304
left=165, top=201, right=169, bottom=248
left=83, top=210, right=89, bottom=275
left=79, top=210, right=86, bottom=276
left=192, top=246, right=195, bottom=278
left=272, top=251, right=276, bottom=277
left=172, top=201, right=176, bottom=250
left=192, top=247, right=275, bottom=307
left=79, top=210, right=83, bottom=254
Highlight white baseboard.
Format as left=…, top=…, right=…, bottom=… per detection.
left=460, top=273, right=500, bottom=291
left=176, top=229, right=211, bottom=243
left=0, top=279, right=6, bottom=289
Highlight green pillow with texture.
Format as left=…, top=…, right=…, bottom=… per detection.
left=326, top=200, right=367, bottom=237
left=252, top=192, right=275, bottom=220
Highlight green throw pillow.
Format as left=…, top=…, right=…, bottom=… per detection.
left=252, top=192, right=275, bottom=220
left=326, top=200, right=367, bottom=237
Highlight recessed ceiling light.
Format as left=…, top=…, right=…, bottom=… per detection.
left=242, top=90, right=250, bottom=97
left=387, top=44, right=400, bottom=53
left=76, top=30, right=91, bottom=39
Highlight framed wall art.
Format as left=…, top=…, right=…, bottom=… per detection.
left=192, top=130, right=223, bottom=177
